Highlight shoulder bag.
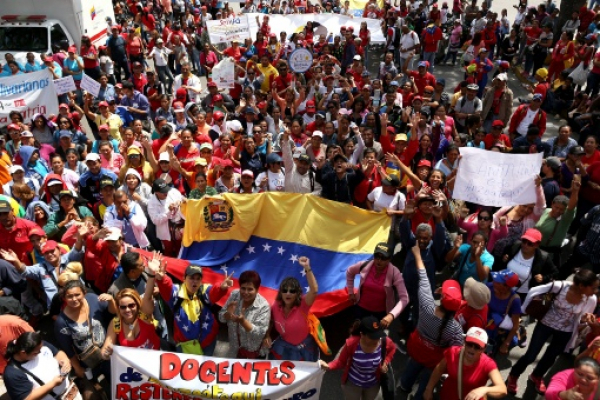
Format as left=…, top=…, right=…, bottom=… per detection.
left=11, top=362, right=80, bottom=400
left=525, top=281, right=563, bottom=321
left=72, top=311, right=104, bottom=370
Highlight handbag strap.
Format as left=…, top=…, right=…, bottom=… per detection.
left=503, top=294, right=519, bottom=321
left=458, top=347, right=465, bottom=400
left=11, top=361, right=61, bottom=399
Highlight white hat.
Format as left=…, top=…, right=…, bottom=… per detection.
left=159, top=152, right=170, bottom=163
left=8, top=165, right=24, bottom=174
left=312, top=130, right=324, bottom=139
left=20, top=131, right=33, bottom=138
left=495, top=73, right=508, bottom=82
left=85, top=153, right=101, bottom=162
left=227, top=119, right=243, bottom=133
left=104, top=227, right=123, bottom=241
left=353, top=55, right=362, bottom=61
left=47, top=180, right=63, bottom=187
left=465, top=327, right=488, bottom=348
left=292, top=146, right=306, bottom=159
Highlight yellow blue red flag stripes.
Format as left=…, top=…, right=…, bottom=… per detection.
left=179, top=193, right=391, bottom=317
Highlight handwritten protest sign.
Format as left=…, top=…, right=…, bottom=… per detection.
left=211, top=58, right=235, bottom=89
left=53, top=76, right=76, bottom=95
left=206, top=15, right=251, bottom=44
left=80, top=73, right=101, bottom=97
left=453, top=148, right=543, bottom=207
left=112, top=346, right=325, bottom=400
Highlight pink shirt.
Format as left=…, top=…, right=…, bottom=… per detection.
left=271, top=297, right=311, bottom=345
left=546, top=369, right=598, bottom=400
left=357, top=265, right=388, bottom=313
left=101, top=153, right=125, bottom=175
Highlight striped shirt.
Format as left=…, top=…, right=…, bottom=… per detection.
left=348, top=342, right=382, bottom=388
left=417, top=269, right=464, bottom=347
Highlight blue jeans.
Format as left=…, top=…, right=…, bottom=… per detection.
left=509, top=322, right=572, bottom=378
left=586, top=72, right=600, bottom=98
left=400, top=356, right=432, bottom=400
left=421, top=51, right=436, bottom=73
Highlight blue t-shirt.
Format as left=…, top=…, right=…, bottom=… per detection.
left=486, top=282, right=522, bottom=327
left=457, top=244, right=495, bottom=287
left=64, top=56, right=83, bottom=80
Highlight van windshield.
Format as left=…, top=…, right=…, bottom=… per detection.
left=0, top=27, right=48, bottom=52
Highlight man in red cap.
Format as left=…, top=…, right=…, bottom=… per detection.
left=130, top=61, right=148, bottom=92
left=271, top=60, right=293, bottom=96
left=75, top=94, right=123, bottom=141
left=403, top=59, right=437, bottom=94
left=0, top=200, right=38, bottom=262
left=201, top=81, right=234, bottom=111
left=484, top=120, right=512, bottom=150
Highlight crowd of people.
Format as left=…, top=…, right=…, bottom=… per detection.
left=1, top=0, right=600, bottom=399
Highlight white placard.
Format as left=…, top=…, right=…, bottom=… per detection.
left=206, top=15, right=251, bottom=44
left=111, top=346, right=325, bottom=400
left=211, top=58, right=235, bottom=89
left=80, top=73, right=101, bottom=97
left=246, top=13, right=386, bottom=44
left=453, top=147, right=543, bottom=207
left=53, top=76, right=77, bottom=95
left=0, top=70, right=59, bottom=126
left=289, top=48, right=314, bottom=73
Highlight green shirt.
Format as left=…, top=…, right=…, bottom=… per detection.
left=188, top=186, right=218, bottom=200
left=535, top=207, right=576, bottom=248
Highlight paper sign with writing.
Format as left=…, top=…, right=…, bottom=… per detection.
left=80, top=73, right=101, bottom=97
left=206, top=15, right=251, bottom=44
left=453, top=148, right=543, bottom=207
left=53, top=76, right=76, bottom=95
left=111, top=346, right=325, bottom=400
left=211, top=58, right=235, bottom=89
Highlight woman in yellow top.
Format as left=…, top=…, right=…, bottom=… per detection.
left=119, top=146, right=155, bottom=185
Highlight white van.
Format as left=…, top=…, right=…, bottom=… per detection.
left=0, top=0, right=115, bottom=64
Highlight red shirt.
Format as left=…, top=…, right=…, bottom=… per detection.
left=581, top=161, right=600, bottom=204
left=422, top=26, right=443, bottom=53
left=484, top=133, right=511, bottom=149
left=175, top=143, right=201, bottom=172
left=117, top=318, right=160, bottom=350
left=407, top=70, right=436, bottom=94
left=131, top=73, right=148, bottom=93
left=271, top=73, right=293, bottom=93
left=126, top=37, right=143, bottom=56
left=441, top=346, right=497, bottom=400
left=583, top=150, right=600, bottom=169
left=357, top=265, right=388, bottom=312
left=223, top=46, right=244, bottom=62
left=455, top=301, right=488, bottom=331
left=0, top=218, right=37, bottom=262
left=93, top=240, right=121, bottom=293
left=80, top=45, right=99, bottom=69
left=152, top=137, right=180, bottom=159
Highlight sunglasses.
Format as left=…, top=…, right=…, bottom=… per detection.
left=374, top=254, right=390, bottom=260
left=281, top=288, right=297, bottom=294
left=466, top=342, right=483, bottom=351
left=479, top=216, right=492, bottom=221
left=119, top=303, right=137, bottom=310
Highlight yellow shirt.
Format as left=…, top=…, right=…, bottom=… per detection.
left=256, top=63, right=279, bottom=93
left=94, top=113, right=123, bottom=141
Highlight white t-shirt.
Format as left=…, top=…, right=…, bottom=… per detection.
left=99, top=55, right=114, bottom=75
left=516, top=108, right=540, bottom=136
left=255, top=169, right=286, bottom=192
left=507, top=250, right=535, bottom=293
left=399, top=30, right=420, bottom=58
left=19, top=346, right=68, bottom=400
left=367, top=187, right=406, bottom=212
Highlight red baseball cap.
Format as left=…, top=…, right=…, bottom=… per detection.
left=207, top=81, right=218, bottom=88
left=99, top=124, right=109, bottom=131
left=258, top=101, right=267, bottom=109
left=441, top=280, right=463, bottom=311
left=492, top=120, right=504, bottom=128
left=306, top=100, right=316, bottom=111
left=417, top=160, right=432, bottom=168
left=213, top=94, right=223, bottom=101
left=98, top=101, right=109, bottom=108
left=28, top=226, right=47, bottom=238
left=221, top=159, right=234, bottom=168
left=522, top=228, right=542, bottom=244
left=213, top=111, right=224, bottom=121
left=7, top=123, right=20, bottom=131
left=40, top=240, right=59, bottom=254
left=59, top=103, right=69, bottom=109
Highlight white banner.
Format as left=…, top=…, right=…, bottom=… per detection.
left=80, top=73, right=101, bottom=97
left=207, top=15, right=251, bottom=44
left=246, top=13, right=385, bottom=44
left=111, top=346, right=325, bottom=400
left=212, top=58, right=236, bottom=89
left=53, top=75, right=77, bottom=95
left=0, top=69, right=58, bottom=127
left=453, top=148, right=543, bottom=207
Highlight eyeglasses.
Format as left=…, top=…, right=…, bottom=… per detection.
left=281, top=288, right=297, bottom=294
left=374, top=254, right=390, bottom=260
left=479, top=216, right=492, bottom=221
left=119, top=303, right=137, bottom=310
left=522, top=239, right=536, bottom=246
left=466, top=342, right=483, bottom=351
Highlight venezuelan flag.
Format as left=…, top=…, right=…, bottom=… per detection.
left=349, top=0, right=384, bottom=17
left=90, top=6, right=96, bottom=20
left=173, top=193, right=390, bottom=317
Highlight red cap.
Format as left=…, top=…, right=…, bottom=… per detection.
left=213, top=94, right=223, bottom=101
left=221, top=159, right=234, bottom=168
left=347, top=26, right=354, bottom=32
left=175, top=88, right=187, bottom=99
left=43, top=55, right=53, bottom=62
left=213, top=111, right=224, bottom=120
left=340, top=26, right=347, bottom=31
left=28, top=226, right=47, bottom=238
left=441, top=280, right=463, bottom=311
left=417, top=160, right=432, bottom=168
left=258, top=101, right=267, bottom=108
left=40, top=240, right=59, bottom=254
left=99, top=124, right=109, bottom=131
left=173, top=101, right=184, bottom=110
left=521, top=228, right=542, bottom=243
left=306, top=100, right=316, bottom=110
left=201, top=5, right=207, bottom=9
left=207, top=81, right=218, bottom=88
left=98, top=101, right=109, bottom=108
left=59, top=103, right=69, bottom=109
left=412, top=95, right=423, bottom=102
left=115, top=83, right=123, bottom=88
left=386, top=126, right=396, bottom=134
left=492, top=120, right=504, bottom=128
left=7, top=123, right=20, bottom=131
left=269, top=33, right=276, bottom=38
left=68, top=45, right=77, bottom=53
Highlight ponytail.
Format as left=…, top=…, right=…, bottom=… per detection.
left=5, top=332, right=42, bottom=360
